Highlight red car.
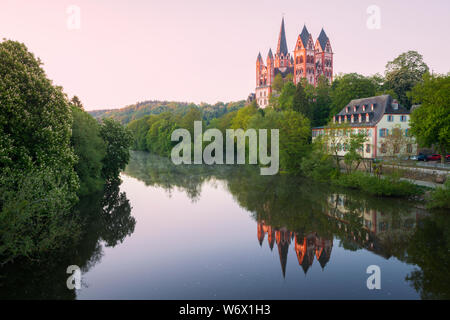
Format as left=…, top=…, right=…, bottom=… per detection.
left=426, top=154, right=441, bottom=161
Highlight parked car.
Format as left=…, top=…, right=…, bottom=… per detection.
left=410, top=155, right=419, bottom=160
left=426, top=154, right=441, bottom=161
left=447, top=154, right=450, bottom=162
left=416, top=153, right=428, bottom=161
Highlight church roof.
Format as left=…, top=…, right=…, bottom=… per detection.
left=267, top=48, right=273, bottom=59
left=299, top=25, right=310, bottom=47
left=257, top=52, right=262, bottom=62
left=317, top=28, right=329, bottom=51
left=276, top=18, right=289, bottom=56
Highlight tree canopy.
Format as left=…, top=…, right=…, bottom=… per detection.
left=409, top=73, right=450, bottom=162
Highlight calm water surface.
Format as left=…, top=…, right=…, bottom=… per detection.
left=2, top=151, right=449, bottom=299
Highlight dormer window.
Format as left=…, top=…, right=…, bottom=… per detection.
left=392, top=99, right=399, bottom=110
left=362, top=105, right=366, bottom=112
left=339, top=116, right=342, bottom=124
left=346, top=107, right=350, bottom=113
left=353, top=106, right=357, bottom=112
left=371, top=104, right=374, bottom=111
left=333, top=116, right=336, bottom=123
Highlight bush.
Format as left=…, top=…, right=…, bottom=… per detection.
left=332, top=171, right=422, bottom=197
left=427, top=179, right=450, bottom=209
left=300, top=138, right=337, bottom=181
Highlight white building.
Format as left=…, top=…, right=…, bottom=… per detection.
left=312, top=95, right=416, bottom=159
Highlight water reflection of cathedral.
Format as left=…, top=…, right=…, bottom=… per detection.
left=256, top=194, right=424, bottom=277
left=257, top=222, right=332, bottom=277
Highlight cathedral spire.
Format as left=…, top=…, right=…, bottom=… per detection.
left=299, top=24, right=310, bottom=48
left=257, top=52, right=262, bottom=62
left=276, top=18, right=288, bottom=56
left=317, top=28, right=329, bottom=51
left=267, top=48, right=273, bottom=60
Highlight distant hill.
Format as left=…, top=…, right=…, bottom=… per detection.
left=88, top=100, right=247, bottom=125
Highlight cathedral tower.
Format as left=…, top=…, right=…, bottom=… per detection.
left=314, top=28, right=333, bottom=84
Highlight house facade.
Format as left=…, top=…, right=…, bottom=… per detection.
left=312, top=95, right=416, bottom=159
left=255, top=18, right=333, bottom=108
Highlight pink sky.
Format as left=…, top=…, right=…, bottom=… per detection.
left=1, top=0, right=449, bottom=110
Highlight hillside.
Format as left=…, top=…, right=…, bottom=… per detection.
left=88, top=100, right=247, bottom=125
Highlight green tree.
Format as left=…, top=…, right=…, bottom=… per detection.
left=277, top=81, right=296, bottom=110
left=313, top=76, right=332, bottom=126
left=71, top=104, right=106, bottom=196
left=127, top=116, right=152, bottom=150
left=0, top=40, right=79, bottom=263
left=100, top=119, right=133, bottom=181
left=231, top=104, right=258, bottom=130
left=292, top=81, right=313, bottom=120
left=330, top=73, right=378, bottom=116
left=272, top=73, right=284, bottom=92
left=409, top=73, right=450, bottom=163
left=179, top=107, right=202, bottom=136
left=385, top=51, right=429, bottom=108
left=343, top=131, right=368, bottom=174
left=277, top=110, right=311, bottom=174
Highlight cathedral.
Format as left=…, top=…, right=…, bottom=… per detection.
left=255, top=18, right=334, bottom=108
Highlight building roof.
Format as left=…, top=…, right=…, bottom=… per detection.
left=299, top=25, right=310, bottom=48
left=317, top=28, right=329, bottom=51
left=276, top=18, right=289, bottom=56
left=334, top=95, right=410, bottom=127
left=267, top=48, right=273, bottom=60
left=273, top=66, right=294, bottom=78
left=257, top=52, right=262, bottom=62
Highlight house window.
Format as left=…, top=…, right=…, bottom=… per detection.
left=394, top=145, right=400, bottom=154
left=381, top=144, right=387, bottom=154
left=401, top=115, right=407, bottom=122
left=366, top=113, right=369, bottom=122
left=387, top=115, right=394, bottom=122
left=405, top=128, right=409, bottom=136
left=379, top=128, right=388, bottom=137
left=366, top=144, right=371, bottom=153
left=351, top=115, right=354, bottom=123
left=407, top=144, right=412, bottom=153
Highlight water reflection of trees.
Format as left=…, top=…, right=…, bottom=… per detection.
left=124, top=151, right=449, bottom=299
left=0, top=180, right=135, bottom=300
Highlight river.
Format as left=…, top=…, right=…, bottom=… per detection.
left=1, top=151, right=449, bottom=299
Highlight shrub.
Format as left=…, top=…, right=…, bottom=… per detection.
left=332, top=171, right=422, bottom=197
left=427, top=179, right=450, bottom=209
